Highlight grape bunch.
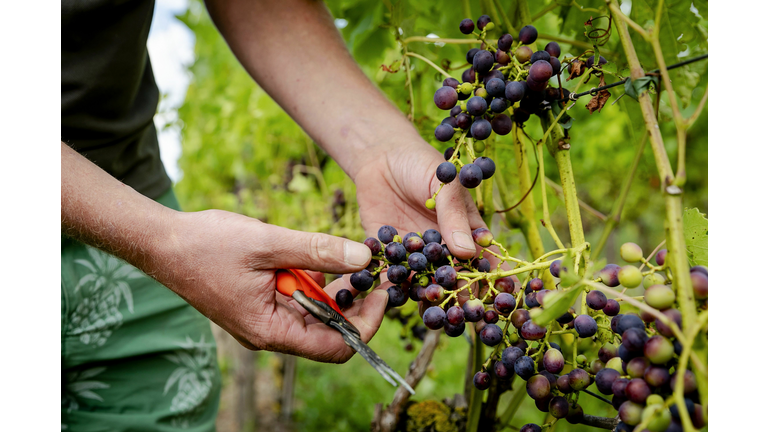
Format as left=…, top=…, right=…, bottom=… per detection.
left=427, top=16, right=570, bottom=207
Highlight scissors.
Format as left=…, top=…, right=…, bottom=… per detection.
left=275, top=268, right=415, bottom=395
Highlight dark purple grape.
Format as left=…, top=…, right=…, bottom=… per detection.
left=459, top=163, right=483, bottom=188
left=625, top=357, right=649, bottom=378
left=622, top=327, right=648, bottom=352
left=492, top=292, right=515, bottom=314
left=519, top=25, right=538, bottom=45
left=459, top=18, right=475, bottom=34
left=434, top=124, right=455, bottom=142
left=387, top=285, right=408, bottom=308
left=524, top=292, right=540, bottom=308
left=625, top=378, right=651, bottom=403
left=556, top=310, right=574, bottom=325
left=531, top=50, right=551, bottom=63
left=495, top=49, right=510, bottom=65
left=656, top=308, right=682, bottom=338
left=416, top=285, right=427, bottom=302
left=461, top=67, right=476, bottom=83
left=435, top=265, right=457, bottom=288
left=603, top=299, right=621, bottom=316
left=612, top=378, right=629, bottom=397
left=619, top=401, right=643, bottom=426
left=586, top=55, right=607, bottom=69
left=387, top=265, right=409, bottom=284
left=644, top=366, right=670, bottom=387
left=444, top=321, right=466, bottom=337
left=421, top=229, right=441, bottom=245
left=472, top=257, right=491, bottom=273
left=549, top=396, right=569, bottom=418
left=446, top=305, right=465, bottom=326
left=568, top=368, right=591, bottom=391
left=465, top=48, right=480, bottom=64
left=444, top=77, right=460, bottom=89
left=618, top=343, right=642, bottom=363
left=466, top=96, right=488, bottom=116
left=436, top=161, right=457, bottom=183
left=515, top=46, right=533, bottom=63
left=350, top=269, right=374, bottom=291
left=598, top=263, right=621, bottom=287
left=670, top=369, right=697, bottom=394
left=495, top=276, right=517, bottom=294
left=544, top=41, right=561, bottom=58
left=503, top=82, right=524, bottom=104
left=612, top=395, right=628, bottom=411
left=424, top=284, right=445, bottom=303
left=515, top=356, right=536, bottom=380
left=550, top=260, right=563, bottom=277
left=691, top=271, right=708, bottom=300
left=556, top=374, right=572, bottom=393
left=611, top=315, right=624, bottom=334
left=423, top=242, right=443, bottom=263
left=498, top=33, right=514, bottom=51
left=483, top=310, right=498, bottom=324
left=520, top=424, right=542, bottom=432
left=407, top=253, right=427, bottom=272
left=441, top=116, right=458, bottom=128
left=543, top=349, right=564, bottom=373
left=586, top=290, right=608, bottom=310
left=483, top=70, right=505, bottom=84
left=423, top=306, right=446, bottom=329
left=443, top=146, right=457, bottom=160
left=690, top=265, right=708, bottom=276
left=566, top=403, right=584, bottom=424
left=378, top=225, right=397, bottom=243
left=470, top=118, right=492, bottom=140
left=494, top=361, right=512, bottom=380
left=527, top=374, right=551, bottom=399
left=511, top=309, right=530, bottom=329
left=599, top=343, right=618, bottom=363
left=408, top=283, right=421, bottom=301
left=434, top=86, right=458, bottom=110
left=617, top=314, right=645, bottom=335
left=403, top=233, right=424, bottom=252
left=463, top=299, right=485, bottom=322
left=473, top=370, right=491, bottom=390
left=473, top=50, right=494, bottom=73
left=521, top=320, right=547, bottom=340
left=455, top=112, right=471, bottom=129
left=336, top=289, right=354, bottom=309
left=364, top=237, right=382, bottom=255
left=526, top=74, right=547, bottom=91
left=574, top=315, right=597, bottom=338
left=486, top=78, right=506, bottom=98
left=489, top=97, right=508, bottom=113
left=479, top=323, right=503, bottom=346
left=501, top=346, right=524, bottom=370
left=548, top=56, right=561, bottom=76
left=670, top=399, right=695, bottom=421
left=477, top=14, right=492, bottom=30
left=653, top=248, right=668, bottom=266
left=490, top=114, right=512, bottom=135
left=384, top=242, right=407, bottom=264
left=469, top=158, right=495, bottom=182
left=595, top=368, right=621, bottom=395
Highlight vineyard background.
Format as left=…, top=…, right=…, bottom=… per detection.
left=160, top=0, right=709, bottom=430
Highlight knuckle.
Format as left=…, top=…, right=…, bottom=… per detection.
left=308, top=233, right=335, bottom=262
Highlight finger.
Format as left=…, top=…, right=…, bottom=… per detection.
left=255, top=225, right=371, bottom=273
left=431, top=175, right=478, bottom=261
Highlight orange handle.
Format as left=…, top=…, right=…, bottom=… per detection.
left=275, top=269, right=346, bottom=318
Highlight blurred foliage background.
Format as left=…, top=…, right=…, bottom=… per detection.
left=170, top=0, right=707, bottom=430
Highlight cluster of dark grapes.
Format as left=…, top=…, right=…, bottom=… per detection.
left=430, top=16, right=569, bottom=197
left=470, top=243, right=708, bottom=432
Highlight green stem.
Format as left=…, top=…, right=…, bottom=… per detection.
left=492, top=0, right=517, bottom=34
left=404, top=52, right=452, bottom=79
left=466, top=335, right=485, bottom=432
left=534, top=137, right=565, bottom=250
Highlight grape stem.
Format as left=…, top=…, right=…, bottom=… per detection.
left=403, top=52, right=453, bottom=79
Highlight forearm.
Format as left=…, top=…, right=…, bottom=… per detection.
left=61, top=142, right=177, bottom=277
left=204, top=0, right=422, bottom=181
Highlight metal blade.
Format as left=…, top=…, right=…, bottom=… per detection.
left=329, top=321, right=415, bottom=395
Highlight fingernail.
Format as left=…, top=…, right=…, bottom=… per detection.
left=344, top=241, right=371, bottom=267
left=452, top=231, right=475, bottom=252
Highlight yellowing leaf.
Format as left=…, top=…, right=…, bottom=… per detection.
left=683, top=208, right=708, bottom=267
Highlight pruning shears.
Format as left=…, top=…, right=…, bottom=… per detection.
left=275, top=268, right=415, bottom=394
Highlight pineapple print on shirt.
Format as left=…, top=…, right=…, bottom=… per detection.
left=67, top=247, right=143, bottom=347
left=163, top=335, right=217, bottom=428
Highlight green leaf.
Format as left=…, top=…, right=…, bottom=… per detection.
left=624, top=78, right=638, bottom=101
left=533, top=285, right=584, bottom=326
left=682, top=208, right=708, bottom=267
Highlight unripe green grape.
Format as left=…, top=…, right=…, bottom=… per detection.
left=619, top=401, right=644, bottom=425
left=646, top=394, right=665, bottom=406
left=419, top=274, right=430, bottom=286
left=425, top=198, right=436, bottom=209
left=620, top=242, right=644, bottom=262
left=459, top=83, right=474, bottom=95
left=475, top=88, right=488, bottom=99
left=576, top=354, right=587, bottom=365
left=644, top=284, right=676, bottom=310
left=642, top=404, right=672, bottom=432
left=392, top=235, right=402, bottom=243
left=474, top=140, right=486, bottom=153
left=643, top=273, right=665, bottom=288
left=606, top=357, right=623, bottom=372
left=644, top=335, right=674, bottom=364
left=618, top=265, right=642, bottom=288
left=484, top=22, right=495, bottom=31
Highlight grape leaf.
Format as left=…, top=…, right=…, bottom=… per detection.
left=533, top=285, right=584, bottom=326
left=682, top=207, right=707, bottom=267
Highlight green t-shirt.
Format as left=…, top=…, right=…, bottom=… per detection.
left=62, top=0, right=171, bottom=199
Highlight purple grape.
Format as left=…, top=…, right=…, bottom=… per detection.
left=556, top=310, right=574, bottom=325
left=549, top=396, right=569, bottom=418
left=595, top=368, right=621, bottom=395
left=505, top=81, right=525, bottom=102
left=549, top=56, right=561, bottom=76
left=435, top=265, right=457, bottom=288
left=464, top=48, right=480, bottom=65
left=466, top=96, right=488, bottom=116
left=434, top=124, right=455, bottom=142
left=473, top=370, right=491, bottom=390
left=423, top=242, right=443, bottom=263
left=618, top=343, right=642, bottom=363
left=544, top=41, right=561, bottom=58
left=586, top=55, right=607, bottom=69
left=444, top=77, right=460, bottom=89
left=444, top=321, right=466, bottom=337
left=486, top=78, right=506, bottom=98
left=416, top=285, right=427, bottom=302
left=434, top=86, right=458, bottom=110
left=556, top=374, right=572, bottom=393
left=527, top=374, right=551, bottom=399
left=513, top=108, right=530, bottom=123
left=473, top=50, right=494, bottom=73
left=452, top=112, right=469, bottom=129
left=496, top=276, right=517, bottom=294
left=586, top=290, right=608, bottom=310
left=443, top=147, right=457, bottom=160
left=470, top=118, right=492, bottom=140
left=489, top=97, right=509, bottom=113
left=501, top=346, right=524, bottom=370
left=458, top=17, right=477, bottom=35
left=644, top=335, right=674, bottom=364
left=495, top=49, right=510, bottom=65
left=566, top=403, right=584, bottom=424
left=574, top=315, right=597, bottom=338
left=364, top=237, right=382, bottom=255
left=387, top=265, right=409, bottom=284
left=599, top=343, right=619, bottom=363
left=656, top=308, right=682, bottom=337
left=459, top=163, right=483, bottom=188
left=463, top=298, right=485, bottom=322
left=616, top=314, right=645, bottom=335
left=531, top=50, right=550, bottom=63
left=422, top=229, right=441, bottom=245
left=511, top=309, right=530, bottom=328
left=441, top=116, right=458, bottom=128
left=612, top=378, right=629, bottom=397
left=626, top=357, right=650, bottom=378
left=598, top=263, right=621, bottom=287
left=336, top=289, right=354, bottom=309
left=526, top=74, right=547, bottom=91
left=479, top=323, right=503, bottom=346
left=471, top=257, right=490, bottom=273
left=520, top=424, right=542, bottom=432
left=483, top=70, right=504, bottom=84
left=644, top=366, right=670, bottom=387
left=519, top=25, right=538, bottom=44
left=477, top=14, right=492, bottom=30
left=498, top=33, right=514, bottom=51
left=350, top=270, right=374, bottom=291
left=622, top=327, right=648, bottom=352
left=625, top=378, right=651, bottom=403
left=524, top=292, right=540, bottom=308
left=603, top=299, right=621, bottom=316
left=543, top=349, right=564, bottom=373
left=402, top=233, right=424, bottom=252
left=493, top=292, right=516, bottom=314
left=472, top=227, right=494, bottom=247
left=470, top=158, right=495, bottom=181
left=423, top=306, right=446, bottom=329
left=490, top=114, right=512, bottom=135
left=619, top=401, right=643, bottom=425
left=521, top=320, right=547, bottom=340
left=424, top=284, right=445, bottom=303
left=690, top=265, right=708, bottom=276
left=436, top=161, right=457, bottom=183
left=407, top=253, right=427, bottom=272
left=461, top=67, right=476, bottom=83
left=515, top=356, right=536, bottom=380
left=408, top=283, right=421, bottom=301
left=483, top=310, right=498, bottom=324
left=691, top=271, right=708, bottom=299
left=446, top=305, right=465, bottom=326
left=384, top=242, right=407, bottom=264
left=549, top=260, right=563, bottom=277
left=568, top=368, right=591, bottom=391
left=494, top=361, right=512, bottom=380
left=377, top=225, right=397, bottom=243
left=387, top=285, right=408, bottom=308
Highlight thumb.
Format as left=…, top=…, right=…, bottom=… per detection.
left=256, top=225, right=371, bottom=273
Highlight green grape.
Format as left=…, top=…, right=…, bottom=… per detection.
left=606, top=357, right=623, bottom=372
left=620, top=242, right=644, bottom=262
left=643, top=273, right=665, bottom=288
left=641, top=404, right=672, bottom=432
left=425, top=198, right=436, bottom=209
left=618, top=265, right=642, bottom=288
left=646, top=394, right=665, bottom=406
left=474, top=140, right=486, bottom=153
left=644, top=284, right=676, bottom=310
